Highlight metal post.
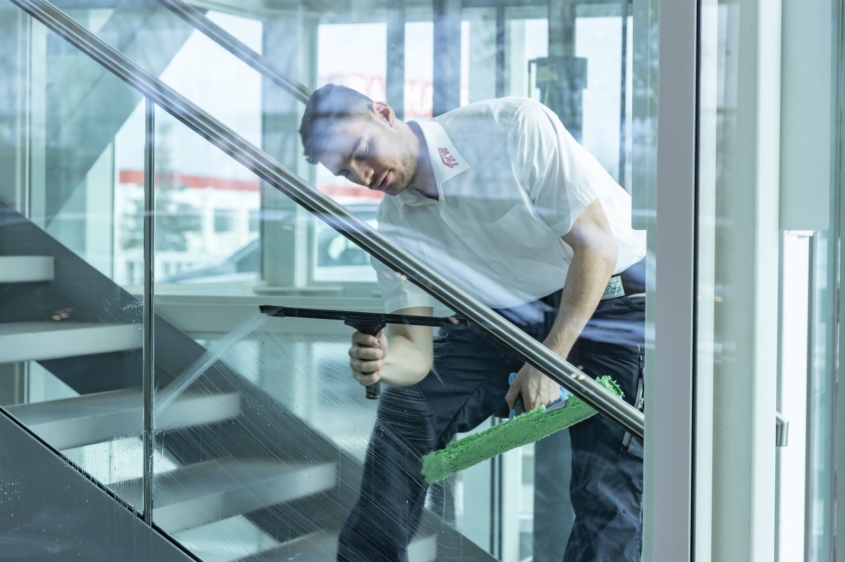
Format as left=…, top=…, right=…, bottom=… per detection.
left=260, top=13, right=306, bottom=292
left=387, top=0, right=406, bottom=120
left=548, top=0, right=575, bottom=58
left=834, top=3, right=845, bottom=558
left=490, top=452, right=503, bottom=557
left=618, top=0, right=629, bottom=189
left=142, top=97, right=155, bottom=523
left=649, top=0, right=698, bottom=558
left=495, top=3, right=505, bottom=98
left=631, top=0, right=658, bottom=231
left=805, top=229, right=837, bottom=560
left=433, top=0, right=461, bottom=115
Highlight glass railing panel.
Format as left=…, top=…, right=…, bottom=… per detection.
left=148, top=109, right=515, bottom=560
left=45, top=0, right=288, bottom=155
left=573, top=3, right=633, bottom=191
left=37, top=1, right=314, bottom=294
left=145, top=107, right=262, bottom=289
left=12, top=17, right=147, bottom=290
left=0, top=11, right=147, bottom=514
left=8, top=1, right=657, bottom=561
left=142, top=84, right=648, bottom=561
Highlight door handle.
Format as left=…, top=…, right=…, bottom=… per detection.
left=776, top=411, right=789, bottom=447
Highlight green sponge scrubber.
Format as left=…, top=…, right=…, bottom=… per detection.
left=421, top=376, right=624, bottom=484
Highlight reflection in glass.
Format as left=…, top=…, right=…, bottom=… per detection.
left=0, top=15, right=146, bottom=512
left=295, top=5, right=645, bottom=558
left=1, top=1, right=653, bottom=561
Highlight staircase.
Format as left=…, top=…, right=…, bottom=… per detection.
left=0, top=0, right=503, bottom=557
left=0, top=202, right=441, bottom=561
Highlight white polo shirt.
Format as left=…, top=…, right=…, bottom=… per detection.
left=373, top=97, right=646, bottom=313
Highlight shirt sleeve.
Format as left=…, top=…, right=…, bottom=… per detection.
left=509, top=101, right=609, bottom=237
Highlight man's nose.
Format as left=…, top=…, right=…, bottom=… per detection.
left=350, top=163, right=373, bottom=187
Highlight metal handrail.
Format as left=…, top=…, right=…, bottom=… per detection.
left=156, top=0, right=311, bottom=104
left=9, top=0, right=645, bottom=439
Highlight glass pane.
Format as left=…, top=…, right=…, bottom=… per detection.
left=0, top=13, right=146, bottom=511
left=7, top=1, right=657, bottom=560
left=575, top=5, right=633, bottom=191
left=149, top=111, right=261, bottom=287
left=313, top=22, right=386, bottom=285
left=697, top=0, right=840, bottom=558
left=509, top=11, right=549, bottom=99
left=149, top=106, right=495, bottom=560
left=406, top=19, right=435, bottom=117
left=293, top=4, right=648, bottom=562
left=53, top=1, right=265, bottom=145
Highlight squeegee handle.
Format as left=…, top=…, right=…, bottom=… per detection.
left=258, top=306, right=467, bottom=401
left=344, top=319, right=386, bottom=400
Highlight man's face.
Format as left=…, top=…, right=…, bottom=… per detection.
left=317, top=110, right=418, bottom=196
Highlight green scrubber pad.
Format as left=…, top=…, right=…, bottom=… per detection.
left=421, top=376, right=624, bottom=484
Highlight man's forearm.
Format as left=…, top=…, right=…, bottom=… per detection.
left=544, top=244, right=616, bottom=359
left=379, top=335, right=433, bottom=387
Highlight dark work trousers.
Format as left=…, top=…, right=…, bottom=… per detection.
left=337, top=292, right=645, bottom=562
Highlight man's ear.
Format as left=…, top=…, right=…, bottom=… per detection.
left=372, top=101, right=395, bottom=125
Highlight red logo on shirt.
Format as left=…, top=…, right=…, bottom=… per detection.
left=438, top=148, right=459, bottom=169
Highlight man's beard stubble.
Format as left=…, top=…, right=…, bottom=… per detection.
left=394, top=133, right=419, bottom=194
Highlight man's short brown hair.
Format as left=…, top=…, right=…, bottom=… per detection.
left=299, top=84, right=374, bottom=164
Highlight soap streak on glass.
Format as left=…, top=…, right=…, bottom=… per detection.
left=154, top=312, right=270, bottom=417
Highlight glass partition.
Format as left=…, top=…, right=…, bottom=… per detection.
left=11, top=0, right=840, bottom=559
left=1, top=1, right=664, bottom=561
left=53, top=1, right=265, bottom=142
left=696, top=0, right=841, bottom=559
left=146, top=109, right=495, bottom=559
left=144, top=4, right=652, bottom=561
left=0, top=13, right=147, bottom=512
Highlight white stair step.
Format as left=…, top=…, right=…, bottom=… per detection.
left=5, top=389, right=240, bottom=450
left=171, top=515, right=281, bottom=562
left=111, top=459, right=337, bottom=534
left=0, top=322, right=141, bottom=363
left=0, top=256, right=54, bottom=283
left=239, top=529, right=437, bottom=562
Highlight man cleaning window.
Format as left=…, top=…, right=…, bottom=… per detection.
left=299, top=84, right=646, bottom=562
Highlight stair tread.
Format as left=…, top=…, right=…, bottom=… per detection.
left=0, top=321, right=137, bottom=335
left=110, top=458, right=338, bottom=534
left=238, top=529, right=437, bottom=562
left=5, top=389, right=240, bottom=450
left=0, top=256, right=54, bottom=283
left=7, top=388, right=236, bottom=422
left=148, top=459, right=334, bottom=505
left=0, top=322, right=141, bottom=363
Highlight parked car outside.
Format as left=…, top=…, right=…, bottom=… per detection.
left=157, top=201, right=379, bottom=284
